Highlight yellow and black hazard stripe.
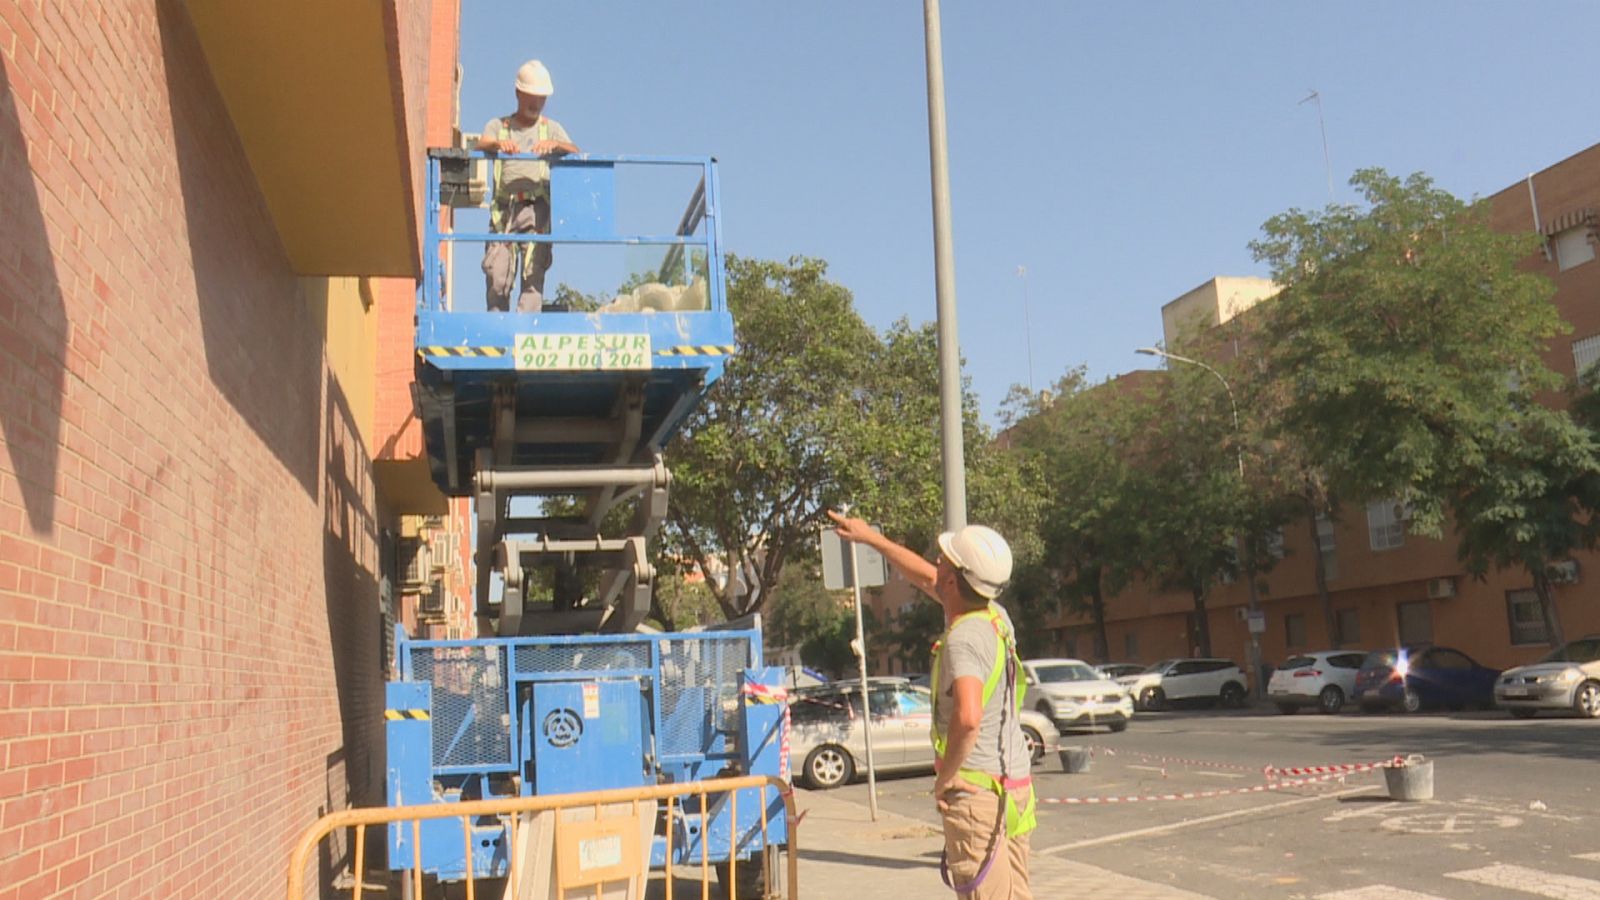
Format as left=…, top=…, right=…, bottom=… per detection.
left=418, top=346, right=509, bottom=359
left=385, top=709, right=431, bottom=721
left=656, top=345, right=737, bottom=357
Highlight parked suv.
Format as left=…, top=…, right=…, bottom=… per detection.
left=1118, top=658, right=1248, bottom=710
left=1268, top=651, right=1366, bottom=714
left=1022, top=658, right=1134, bottom=732
left=1495, top=636, right=1600, bottom=719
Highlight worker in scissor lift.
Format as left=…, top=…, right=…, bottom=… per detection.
left=476, top=60, right=580, bottom=312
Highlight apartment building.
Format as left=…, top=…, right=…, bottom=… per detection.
left=1046, top=143, right=1600, bottom=677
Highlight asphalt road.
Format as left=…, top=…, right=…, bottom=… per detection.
left=821, top=704, right=1600, bottom=899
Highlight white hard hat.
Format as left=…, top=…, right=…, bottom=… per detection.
left=515, top=60, right=554, bottom=96
left=937, top=525, right=1013, bottom=599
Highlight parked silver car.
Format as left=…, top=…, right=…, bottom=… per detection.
left=1495, top=636, right=1600, bottom=719
left=788, top=681, right=1053, bottom=789
left=1022, top=658, right=1133, bottom=732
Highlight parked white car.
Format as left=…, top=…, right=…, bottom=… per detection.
left=1118, top=658, right=1248, bottom=710
left=1022, top=658, right=1133, bottom=732
left=1495, top=635, right=1600, bottom=719
left=1267, top=651, right=1366, bottom=714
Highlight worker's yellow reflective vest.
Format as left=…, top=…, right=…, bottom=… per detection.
left=489, top=118, right=551, bottom=233
left=929, top=603, right=1039, bottom=837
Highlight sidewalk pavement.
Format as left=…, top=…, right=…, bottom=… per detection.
left=791, top=786, right=1211, bottom=899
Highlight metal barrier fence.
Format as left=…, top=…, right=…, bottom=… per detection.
left=285, top=775, right=799, bottom=900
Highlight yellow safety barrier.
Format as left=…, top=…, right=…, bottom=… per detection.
left=285, top=775, right=800, bottom=900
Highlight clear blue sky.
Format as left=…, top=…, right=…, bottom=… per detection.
left=461, top=2, right=1600, bottom=422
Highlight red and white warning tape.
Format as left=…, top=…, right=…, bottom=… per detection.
left=1040, top=756, right=1404, bottom=806
left=1039, top=757, right=1399, bottom=805
left=741, top=682, right=792, bottom=780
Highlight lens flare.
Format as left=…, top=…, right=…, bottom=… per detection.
left=1393, top=652, right=1411, bottom=678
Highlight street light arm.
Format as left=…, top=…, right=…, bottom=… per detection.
left=1136, top=346, right=1243, bottom=477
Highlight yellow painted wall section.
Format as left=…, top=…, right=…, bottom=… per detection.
left=303, top=277, right=378, bottom=450
left=184, top=0, right=419, bottom=276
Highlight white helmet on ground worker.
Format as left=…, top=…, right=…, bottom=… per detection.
left=937, top=525, right=1013, bottom=599
left=515, top=60, right=554, bottom=96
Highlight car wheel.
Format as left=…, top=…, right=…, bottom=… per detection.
left=803, top=744, right=854, bottom=790
left=1141, top=687, right=1166, bottom=711
left=1276, top=703, right=1298, bottom=715
left=1108, top=719, right=1129, bottom=733
left=1318, top=685, right=1345, bottom=715
left=1020, top=725, right=1045, bottom=765
left=1401, top=688, right=1422, bottom=714
left=1510, top=707, right=1539, bottom=719
left=1220, top=682, right=1246, bottom=708
left=1575, top=681, right=1600, bottom=719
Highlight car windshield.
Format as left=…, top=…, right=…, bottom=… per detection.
left=1281, top=656, right=1317, bottom=670
left=1034, top=663, right=1099, bottom=683
left=1141, top=660, right=1175, bottom=674
left=1361, top=650, right=1399, bottom=669
left=1540, top=639, right=1600, bottom=664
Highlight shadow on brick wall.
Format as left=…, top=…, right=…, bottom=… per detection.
left=0, top=58, right=67, bottom=534
left=156, top=0, right=320, bottom=498
left=323, top=369, right=385, bottom=891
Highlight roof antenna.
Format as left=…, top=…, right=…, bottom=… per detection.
left=1299, top=89, right=1334, bottom=203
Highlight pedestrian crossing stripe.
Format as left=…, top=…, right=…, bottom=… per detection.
left=418, top=346, right=509, bottom=358
left=385, top=709, right=431, bottom=721
left=656, top=345, right=737, bottom=357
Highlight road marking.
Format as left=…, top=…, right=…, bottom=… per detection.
left=1316, top=886, right=1448, bottom=900
left=1460, top=796, right=1583, bottom=823
left=1447, top=863, right=1600, bottom=899
left=1380, top=811, right=1521, bottom=835
left=1036, top=784, right=1379, bottom=854
left=1323, top=802, right=1393, bottom=823
left=1194, top=770, right=1246, bottom=780
left=1579, top=853, right=1600, bottom=862
left=1127, top=764, right=1167, bottom=773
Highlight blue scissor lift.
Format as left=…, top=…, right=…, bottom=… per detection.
left=387, top=151, right=788, bottom=895
left=416, top=149, right=735, bottom=637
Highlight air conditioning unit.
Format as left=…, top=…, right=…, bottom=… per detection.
left=399, top=537, right=430, bottom=589
left=1548, top=560, right=1581, bottom=585
left=1425, top=577, right=1456, bottom=600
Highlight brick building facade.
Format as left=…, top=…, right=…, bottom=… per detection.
left=0, top=2, right=463, bottom=897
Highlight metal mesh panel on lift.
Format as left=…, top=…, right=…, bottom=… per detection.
left=410, top=647, right=511, bottom=768
left=656, top=636, right=751, bottom=757
left=512, top=641, right=652, bottom=674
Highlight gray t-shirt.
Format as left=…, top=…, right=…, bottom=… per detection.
left=482, top=115, right=572, bottom=197
left=935, top=602, right=1032, bottom=776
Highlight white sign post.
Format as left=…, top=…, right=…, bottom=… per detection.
left=844, top=540, right=880, bottom=821
left=823, top=526, right=887, bottom=821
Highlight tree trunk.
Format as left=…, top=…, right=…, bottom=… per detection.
left=1191, top=587, right=1213, bottom=657
left=1532, top=571, right=1566, bottom=649
left=1089, top=570, right=1110, bottom=663
left=1305, top=490, right=1337, bottom=645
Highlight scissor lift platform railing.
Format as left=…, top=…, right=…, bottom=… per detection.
left=415, top=151, right=735, bottom=636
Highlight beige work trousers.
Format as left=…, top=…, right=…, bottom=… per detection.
left=483, top=195, right=551, bottom=312
left=942, top=789, right=1032, bottom=900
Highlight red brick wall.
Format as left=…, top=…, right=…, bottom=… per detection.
left=0, top=3, right=397, bottom=898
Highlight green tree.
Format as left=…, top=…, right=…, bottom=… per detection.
left=1002, top=369, right=1144, bottom=662
left=665, top=255, right=1041, bottom=623
left=1252, top=169, right=1567, bottom=536
left=1253, top=168, right=1584, bottom=646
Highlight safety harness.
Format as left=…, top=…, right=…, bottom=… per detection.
left=930, top=603, right=1038, bottom=894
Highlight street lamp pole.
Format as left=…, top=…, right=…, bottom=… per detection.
left=923, top=0, right=967, bottom=531
left=1137, top=347, right=1263, bottom=699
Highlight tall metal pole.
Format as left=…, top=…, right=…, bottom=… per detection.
left=847, top=541, right=879, bottom=820
left=923, top=0, right=967, bottom=531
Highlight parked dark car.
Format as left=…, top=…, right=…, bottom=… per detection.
left=1354, top=645, right=1500, bottom=713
